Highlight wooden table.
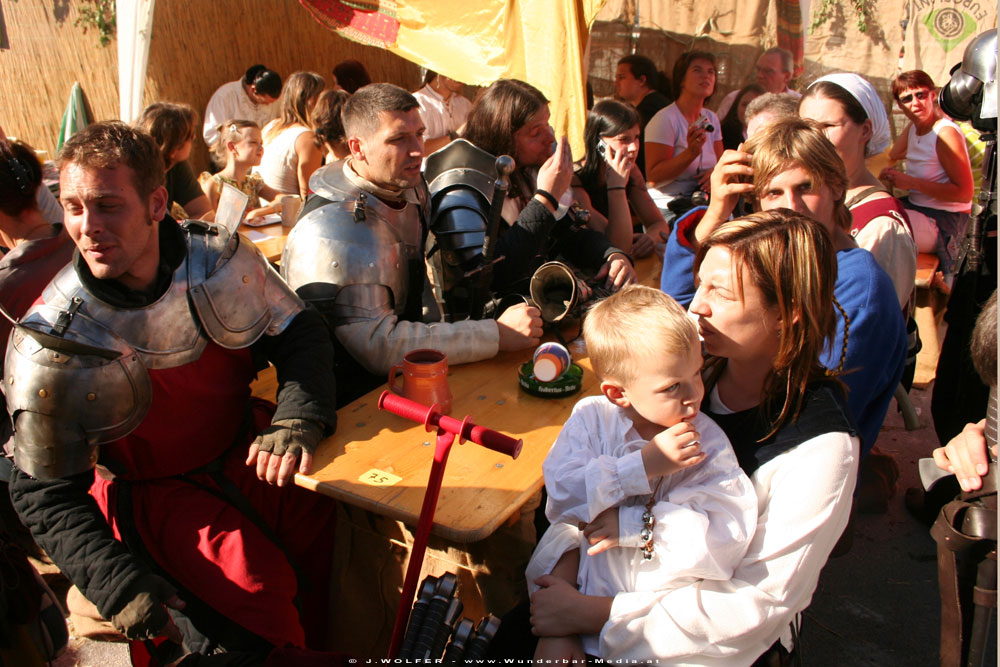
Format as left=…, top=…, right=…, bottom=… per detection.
left=292, top=254, right=663, bottom=543
left=240, top=221, right=288, bottom=263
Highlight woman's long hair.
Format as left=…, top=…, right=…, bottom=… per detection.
left=462, top=79, right=547, bottom=160
left=462, top=79, right=549, bottom=203
left=265, top=71, right=325, bottom=142
left=721, top=83, right=765, bottom=149
left=576, top=100, right=640, bottom=194
left=695, top=210, right=839, bottom=437
left=135, top=102, right=196, bottom=169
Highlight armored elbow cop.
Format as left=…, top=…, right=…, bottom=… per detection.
left=5, top=222, right=303, bottom=480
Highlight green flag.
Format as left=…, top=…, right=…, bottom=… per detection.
left=57, top=82, right=89, bottom=152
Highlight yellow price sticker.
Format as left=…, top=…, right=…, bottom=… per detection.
left=359, top=468, right=402, bottom=487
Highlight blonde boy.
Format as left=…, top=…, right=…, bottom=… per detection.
left=528, top=286, right=757, bottom=658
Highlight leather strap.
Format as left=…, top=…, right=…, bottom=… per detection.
left=930, top=497, right=998, bottom=666
left=845, top=185, right=888, bottom=209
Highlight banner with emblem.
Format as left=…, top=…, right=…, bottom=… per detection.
left=906, top=0, right=995, bottom=83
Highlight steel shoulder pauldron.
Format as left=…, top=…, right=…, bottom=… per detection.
left=280, top=163, right=424, bottom=324
left=5, top=220, right=303, bottom=479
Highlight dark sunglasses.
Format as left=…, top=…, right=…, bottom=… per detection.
left=899, top=90, right=930, bottom=104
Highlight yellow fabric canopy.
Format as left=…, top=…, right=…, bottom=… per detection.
left=390, top=1, right=605, bottom=158
left=300, top=0, right=606, bottom=158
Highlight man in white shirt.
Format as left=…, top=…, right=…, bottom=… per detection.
left=413, top=71, right=473, bottom=154
left=716, top=47, right=801, bottom=119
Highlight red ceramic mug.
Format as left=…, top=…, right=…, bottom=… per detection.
left=388, top=349, right=453, bottom=414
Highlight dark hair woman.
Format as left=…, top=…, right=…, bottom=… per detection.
left=573, top=100, right=669, bottom=258
left=720, top=82, right=765, bottom=151
left=644, top=51, right=724, bottom=224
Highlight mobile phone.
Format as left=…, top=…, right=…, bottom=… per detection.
left=597, top=139, right=610, bottom=162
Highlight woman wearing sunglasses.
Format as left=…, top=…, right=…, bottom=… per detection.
left=880, top=70, right=973, bottom=282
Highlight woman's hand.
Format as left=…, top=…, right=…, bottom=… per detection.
left=631, top=232, right=655, bottom=259
left=604, top=144, right=634, bottom=188
left=534, top=636, right=586, bottom=663
left=933, top=419, right=996, bottom=492
left=707, top=149, right=754, bottom=218
left=537, top=136, right=574, bottom=202
left=879, top=166, right=907, bottom=189
left=685, top=124, right=708, bottom=157
left=594, top=253, right=636, bottom=291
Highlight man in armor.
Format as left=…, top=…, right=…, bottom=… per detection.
left=6, top=122, right=339, bottom=662
left=282, top=83, right=543, bottom=406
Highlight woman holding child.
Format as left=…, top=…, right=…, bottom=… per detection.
left=529, top=211, right=860, bottom=663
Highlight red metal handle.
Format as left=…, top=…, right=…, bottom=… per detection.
left=378, top=391, right=522, bottom=459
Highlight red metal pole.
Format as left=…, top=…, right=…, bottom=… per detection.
left=387, top=427, right=454, bottom=658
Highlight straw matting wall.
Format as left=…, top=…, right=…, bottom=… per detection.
left=1, top=0, right=421, bottom=171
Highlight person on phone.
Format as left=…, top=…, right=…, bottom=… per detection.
left=462, top=79, right=637, bottom=297
left=644, top=51, right=724, bottom=224
left=572, top=100, right=669, bottom=258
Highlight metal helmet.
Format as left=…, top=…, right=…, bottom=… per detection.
left=940, top=29, right=997, bottom=130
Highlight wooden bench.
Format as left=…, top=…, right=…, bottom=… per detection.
left=914, top=252, right=940, bottom=289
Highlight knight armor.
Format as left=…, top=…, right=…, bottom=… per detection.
left=5, top=220, right=303, bottom=480
left=280, top=160, right=427, bottom=326
left=424, top=139, right=502, bottom=320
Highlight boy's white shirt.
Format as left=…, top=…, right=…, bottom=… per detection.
left=527, top=389, right=860, bottom=664
left=531, top=395, right=758, bottom=657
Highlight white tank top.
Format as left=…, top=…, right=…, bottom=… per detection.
left=904, top=118, right=970, bottom=212
left=257, top=123, right=310, bottom=196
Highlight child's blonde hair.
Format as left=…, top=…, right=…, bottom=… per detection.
left=211, top=119, right=259, bottom=162
left=584, top=285, right=699, bottom=385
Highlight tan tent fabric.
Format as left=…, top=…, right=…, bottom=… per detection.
left=590, top=0, right=996, bottom=131
left=804, top=0, right=996, bottom=90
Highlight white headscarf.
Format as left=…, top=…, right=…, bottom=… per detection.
left=810, top=73, right=891, bottom=157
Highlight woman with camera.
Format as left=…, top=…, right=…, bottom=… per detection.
left=644, top=51, right=724, bottom=224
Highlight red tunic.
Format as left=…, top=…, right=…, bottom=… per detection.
left=88, top=341, right=336, bottom=649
